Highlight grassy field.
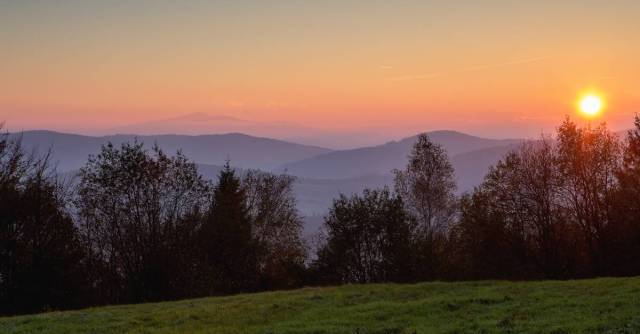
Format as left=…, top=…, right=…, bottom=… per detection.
left=1, top=277, right=639, bottom=334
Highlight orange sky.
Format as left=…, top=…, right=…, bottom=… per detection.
left=1, top=1, right=639, bottom=139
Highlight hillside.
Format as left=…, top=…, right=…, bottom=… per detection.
left=450, top=144, right=520, bottom=192
left=277, top=131, right=521, bottom=180
left=277, top=131, right=521, bottom=199
left=1, top=277, right=638, bottom=333
left=106, top=112, right=387, bottom=149
left=12, top=130, right=332, bottom=171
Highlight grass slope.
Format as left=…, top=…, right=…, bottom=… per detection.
left=1, top=277, right=639, bottom=333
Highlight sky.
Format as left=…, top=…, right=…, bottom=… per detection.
left=1, top=0, right=639, bottom=142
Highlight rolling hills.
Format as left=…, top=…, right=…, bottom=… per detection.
left=105, top=112, right=388, bottom=149
left=1, top=277, right=638, bottom=333
left=12, top=130, right=332, bottom=171
left=277, top=131, right=521, bottom=220
left=276, top=130, right=521, bottom=179
left=11, top=129, right=524, bottom=232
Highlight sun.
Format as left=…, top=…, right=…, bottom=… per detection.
left=578, top=94, right=604, bottom=117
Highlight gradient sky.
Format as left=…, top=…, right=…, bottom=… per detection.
left=1, top=0, right=639, bottom=139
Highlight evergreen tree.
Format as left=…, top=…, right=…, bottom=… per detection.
left=202, top=163, right=258, bottom=293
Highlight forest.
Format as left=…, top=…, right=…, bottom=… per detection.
left=1, top=116, right=640, bottom=315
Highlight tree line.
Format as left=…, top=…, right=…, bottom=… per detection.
left=0, top=138, right=306, bottom=315
left=312, top=117, right=640, bottom=284
left=1, top=116, right=640, bottom=315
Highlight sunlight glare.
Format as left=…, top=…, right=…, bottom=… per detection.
left=578, top=94, right=604, bottom=117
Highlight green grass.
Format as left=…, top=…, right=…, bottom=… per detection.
left=1, top=277, right=640, bottom=333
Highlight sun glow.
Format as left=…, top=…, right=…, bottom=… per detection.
left=578, top=94, right=604, bottom=117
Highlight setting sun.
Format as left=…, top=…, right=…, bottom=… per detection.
left=579, top=94, right=604, bottom=117
left=4, top=1, right=640, bottom=329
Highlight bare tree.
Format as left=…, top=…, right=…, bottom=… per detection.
left=394, top=134, right=457, bottom=237
left=393, top=134, right=456, bottom=278
left=617, top=115, right=640, bottom=216
left=611, top=114, right=640, bottom=274
left=0, top=128, right=88, bottom=315
left=242, top=170, right=307, bottom=289
left=481, top=139, right=574, bottom=277
left=75, top=142, right=211, bottom=303
left=555, top=119, right=621, bottom=274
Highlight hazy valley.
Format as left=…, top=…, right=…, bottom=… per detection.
left=14, top=129, right=522, bottom=233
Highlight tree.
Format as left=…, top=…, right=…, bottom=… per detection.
left=448, top=190, right=515, bottom=279
left=555, top=119, right=621, bottom=275
left=75, top=142, right=211, bottom=303
left=0, top=131, right=87, bottom=315
left=449, top=119, right=626, bottom=279
left=201, top=163, right=258, bottom=294
left=242, top=170, right=307, bottom=289
left=314, top=188, right=413, bottom=284
left=474, top=140, right=577, bottom=278
left=618, top=115, right=640, bottom=202
left=394, top=134, right=456, bottom=279
left=611, top=114, right=640, bottom=274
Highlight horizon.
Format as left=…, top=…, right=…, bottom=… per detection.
left=2, top=1, right=639, bottom=144
left=3, top=1, right=640, bottom=327
left=5, top=111, right=632, bottom=150
left=6, top=115, right=526, bottom=142
left=4, top=115, right=594, bottom=152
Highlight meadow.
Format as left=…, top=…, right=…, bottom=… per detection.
left=1, top=277, right=639, bottom=334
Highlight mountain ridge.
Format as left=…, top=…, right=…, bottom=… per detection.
left=11, top=129, right=525, bottom=232
left=277, top=130, right=523, bottom=179
left=10, top=130, right=333, bottom=172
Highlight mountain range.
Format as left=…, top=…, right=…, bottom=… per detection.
left=277, top=131, right=521, bottom=179
left=13, top=130, right=330, bottom=171
left=11, top=129, right=524, bottom=233
left=106, top=113, right=392, bottom=149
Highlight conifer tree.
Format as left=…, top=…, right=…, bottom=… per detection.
left=202, top=163, right=257, bottom=293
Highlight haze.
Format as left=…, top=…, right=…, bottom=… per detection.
left=2, top=0, right=639, bottom=146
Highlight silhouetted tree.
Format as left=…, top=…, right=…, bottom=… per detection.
left=314, top=188, right=413, bottom=284
left=243, top=170, right=307, bottom=289
left=6, top=113, right=640, bottom=315
left=75, top=142, right=211, bottom=303
left=201, top=163, right=258, bottom=294
left=394, top=134, right=456, bottom=279
left=611, top=114, right=640, bottom=274
left=556, top=119, right=621, bottom=275
left=448, top=190, right=515, bottom=279
left=480, top=140, right=577, bottom=278
left=448, top=119, right=626, bottom=279
left=0, top=131, right=87, bottom=315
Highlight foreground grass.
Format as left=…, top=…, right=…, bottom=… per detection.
left=1, top=277, right=640, bottom=334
